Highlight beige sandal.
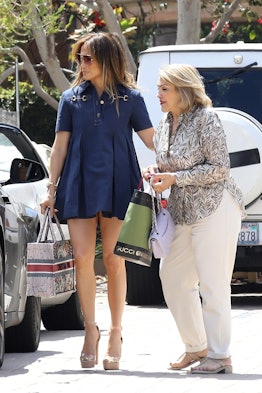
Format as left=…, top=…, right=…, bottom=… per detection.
left=191, top=357, right=232, bottom=374
left=103, top=327, right=122, bottom=371
left=169, top=349, right=208, bottom=370
left=80, top=323, right=100, bottom=369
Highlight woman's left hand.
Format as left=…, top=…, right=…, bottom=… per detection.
left=151, top=172, right=175, bottom=193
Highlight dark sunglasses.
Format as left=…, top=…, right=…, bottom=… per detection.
left=76, top=53, right=93, bottom=64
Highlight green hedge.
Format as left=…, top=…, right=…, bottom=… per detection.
left=20, top=98, right=57, bottom=146
left=0, top=82, right=60, bottom=146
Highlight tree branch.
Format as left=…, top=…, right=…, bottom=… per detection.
left=201, top=0, right=241, bottom=43
left=0, top=46, right=59, bottom=110
left=20, top=0, right=71, bottom=92
left=95, top=0, right=137, bottom=75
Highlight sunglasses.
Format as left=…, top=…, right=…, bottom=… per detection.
left=76, top=53, right=93, bottom=64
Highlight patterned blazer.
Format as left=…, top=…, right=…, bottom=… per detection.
left=154, top=106, right=245, bottom=225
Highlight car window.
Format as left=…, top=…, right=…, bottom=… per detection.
left=0, top=134, right=23, bottom=182
left=201, top=68, right=262, bottom=123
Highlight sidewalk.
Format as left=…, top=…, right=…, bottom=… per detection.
left=1, top=278, right=262, bottom=392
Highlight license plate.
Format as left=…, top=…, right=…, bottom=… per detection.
left=238, top=223, right=259, bottom=245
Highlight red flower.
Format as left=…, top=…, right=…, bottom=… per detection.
left=258, top=17, right=262, bottom=25
left=222, top=21, right=230, bottom=34
left=93, top=11, right=105, bottom=27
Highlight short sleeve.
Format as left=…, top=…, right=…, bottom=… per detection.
left=130, top=90, right=153, bottom=132
left=55, top=92, right=72, bottom=132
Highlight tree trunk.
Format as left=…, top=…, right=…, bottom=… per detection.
left=96, top=0, right=137, bottom=76
left=21, top=0, right=70, bottom=92
left=0, top=46, right=59, bottom=110
left=176, top=0, right=201, bottom=44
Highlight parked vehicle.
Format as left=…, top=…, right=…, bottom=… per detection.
left=0, top=123, right=84, bottom=368
left=126, top=42, right=262, bottom=305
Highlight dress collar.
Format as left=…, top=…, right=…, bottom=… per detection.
left=74, top=81, right=128, bottom=96
left=167, top=105, right=199, bottom=124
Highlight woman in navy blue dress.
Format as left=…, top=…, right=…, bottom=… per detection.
left=40, top=32, right=154, bottom=370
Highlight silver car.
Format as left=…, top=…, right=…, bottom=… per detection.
left=0, top=123, right=84, bottom=368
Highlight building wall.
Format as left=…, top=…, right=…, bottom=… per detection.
left=116, top=1, right=262, bottom=46
left=113, top=0, right=261, bottom=26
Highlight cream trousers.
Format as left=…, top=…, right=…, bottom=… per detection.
left=159, top=189, right=242, bottom=359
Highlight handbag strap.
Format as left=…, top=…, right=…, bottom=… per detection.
left=37, top=208, right=65, bottom=243
left=137, top=178, right=143, bottom=190
left=37, top=208, right=49, bottom=242
left=149, top=181, right=161, bottom=232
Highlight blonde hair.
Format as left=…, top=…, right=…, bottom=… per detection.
left=71, top=32, right=137, bottom=104
left=159, top=64, right=212, bottom=111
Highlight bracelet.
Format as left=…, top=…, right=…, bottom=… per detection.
left=47, top=181, right=57, bottom=190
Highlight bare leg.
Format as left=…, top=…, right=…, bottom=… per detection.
left=68, top=217, right=100, bottom=368
left=99, top=214, right=126, bottom=370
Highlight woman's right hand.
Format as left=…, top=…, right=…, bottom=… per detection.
left=40, top=191, right=56, bottom=217
left=142, top=164, right=158, bottom=182
left=39, top=132, right=70, bottom=218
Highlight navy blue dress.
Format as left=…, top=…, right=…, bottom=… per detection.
left=55, top=81, right=153, bottom=221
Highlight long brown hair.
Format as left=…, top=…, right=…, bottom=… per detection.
left=72, top=32, right=137, bottom=104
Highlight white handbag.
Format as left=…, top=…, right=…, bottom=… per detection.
left=148, top=187, right=175, bottom=258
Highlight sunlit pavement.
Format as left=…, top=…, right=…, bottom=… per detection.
left=1, top=278, right=262, bottom=393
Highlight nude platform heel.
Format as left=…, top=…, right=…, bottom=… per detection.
left=80, top=323, right=100, bottom=368
left=103, top=327, right=122, bottom=371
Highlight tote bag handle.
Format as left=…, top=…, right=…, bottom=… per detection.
left=37, top=208, right=65, bottom=243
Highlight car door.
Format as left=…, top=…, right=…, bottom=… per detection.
left=0, top=123, right=48, bottom=325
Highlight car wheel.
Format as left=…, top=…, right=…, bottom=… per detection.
left=125, top=257, right=165, bottom=305
left=0, top=246, right=4, bottom=368
left=41, top=292, right=84, bottom=330
left=5, top=296, right=41, bottom=353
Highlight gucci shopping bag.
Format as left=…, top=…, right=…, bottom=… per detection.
left=27, top=209, right=75, bottom=297
left=114, top=188, right=154, bottom=267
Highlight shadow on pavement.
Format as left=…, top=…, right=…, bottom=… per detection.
left=44, top=367, right=262, bottom=381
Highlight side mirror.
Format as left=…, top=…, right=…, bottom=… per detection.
left=10, top=158, right=46, bottom=183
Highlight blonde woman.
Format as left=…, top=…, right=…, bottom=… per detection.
left=143, top=64, right=245, bottom=374
left=41, top=32, right=154, bottom=370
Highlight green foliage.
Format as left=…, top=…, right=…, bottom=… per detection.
left=0, top=0, right=68, bottom=48
left=202, top=20, right=262, bottom=43
left=20, top=97, right=57, bottom=146
left=201, top=0, right=262, bottom=42
left=112, top=3, right=164, bottom=62
left=1, top=0, right=262, bottom=126
left=0, top=81, right=60, bottom=145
